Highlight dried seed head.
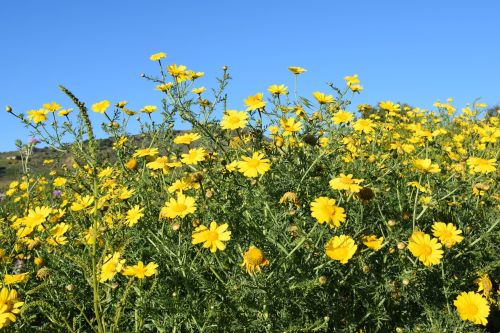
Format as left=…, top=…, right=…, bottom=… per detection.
left=36, top=267, right=50, bottom=280
left=358, top=187, right=375, bottom=201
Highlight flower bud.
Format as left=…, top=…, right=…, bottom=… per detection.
left=397, top=242, right=406, bottom=250
left=319, top=275, right=327, bottom=285
left=387, top=219, right=397, bottom=227
left=6, top=105, right=12, bottom=113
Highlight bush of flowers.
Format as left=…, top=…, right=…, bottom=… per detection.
left=0, top=52, right=499, bottom=332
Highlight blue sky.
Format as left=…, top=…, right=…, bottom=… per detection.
left=1, top=1, right=499, bottom=152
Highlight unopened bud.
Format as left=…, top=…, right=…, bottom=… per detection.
left=388, top=219, right=397, bottom=227
left=171, top=223, right=181, bottom=231
left=6, top=105, right=12, bottom=113
left=319, top=275, right=327, bottom=285
left=397, top=242, right=406, bottom=250
left=222, top=65, right=228, bottom=71
left=402, top=278, right=410, bottom=285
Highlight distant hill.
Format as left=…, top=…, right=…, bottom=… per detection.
left=0, top=132, right=184, bottom=191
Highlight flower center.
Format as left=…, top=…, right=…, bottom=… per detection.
left=465, top=303, right=478, bottom=316
left=245, top=248, right=264, bottom=265
left=421, top=244, right=432, bottom=256
left=205, top=230, right=219, bottom=241
left=247, top=159, right=260, bottom=168
left=174, top=204, right=187, bottom=213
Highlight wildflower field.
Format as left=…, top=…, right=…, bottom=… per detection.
left=1, top=53, right=499, bottom=332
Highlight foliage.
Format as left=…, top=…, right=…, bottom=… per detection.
left=1, top=55, right=499, bottom=332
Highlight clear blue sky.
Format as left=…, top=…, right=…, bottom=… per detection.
left=1, top=1, right=499, bottom=152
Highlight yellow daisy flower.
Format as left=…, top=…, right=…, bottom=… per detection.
left=310, top=197, right=346, bottom=228
left=325, top=235, right=357, bottom=264
left=236, top=152, right=271, bottom=178
left=431, top=222, right=464, bottom=248
left=407, top=232, right=443, bottom=266
left=220, top=110, right=249, bottom=130
left=192, top=221, right=231, bottom=253
left=454, top=291, right=490, bottom=326
left=241, top=246, right=269, bottom=275
left=160, top=192, right=197, bottom=219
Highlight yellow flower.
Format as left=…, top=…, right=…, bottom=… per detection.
left=160, top=192, right=197, bottom=219
left=280, top=117, right=302, bottom=136
left=332, top=110, right=354, bottom=124
left=329, top=174, right=364, bottom=193
left=412, top=159, right=441, bottom=173
left=125, top=158, right=137, bottom=170
left=150, top=52, right=167, bottom=61
left=225, top=161, right=239, bottom=172
left=325, top=235, right=357, bottom=264
left=57, top=108, right=73, bottom=116
left=268, top=84, right=288, bottom=95
left=192, top=86, right=206, bottom=94
left=407, top=232, right=443, bottom=266
left=192, top=221, right=231, bottom=253
left=53, top=177, right=67, bottom=187
left=99, top=252, right=125, bottom=283
left=466, top=157, right=496, bottom=174
left=167, top=64, right=187, bottom=78
left=174, top=133, right=201, bottom=145
left=237, top=152, right=271, bottom=178
left=344, top=74, right=360, bottom=87
left=379, top=101, right=400, bottom=113
left=156, top=83, right=173, bottom=91
left=310, top=197, right=346, bottom=228
left=221, top=110, right=249, bottom=130
left=312, top=92, right=334, bottom=104
left=181, top=148, right=206, bottom=165
left=431, top=222, right=463, bottom=248
left=91, top=100, right=110, bottom=113
left=133, top=147, right=159, bottom=158
left=70, top=195, right=94, bottom=212
left=362, top=235, right=384, bottom=251
left=241, top=246, right=269, bottom=275
left=43, top=101, right=61, bottom=112
left=24, top=206, right=52, bottom=228
left=98, top=167, right=114, bottom=178
left=454, top=291, right=490, bottom=326
left=26, top=109, right=49, bottom=124
left=3, top=273, right=29, bottom=285
left=0, top=287, right=24, bottom=329
left=244, top=93, right=266, bottom=111
left=122, top=261, right=158, bottom=279
left=141, top=105, right=157, bottom=114
left=146, top=156, right=171, bottom=174
left=476, top=273, right=493, bottom=299
left=288, top=66, right=307, bottom=75
left=352, top=118, right=375, bottom=133
left=126, top=205, right=144, bottom=227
